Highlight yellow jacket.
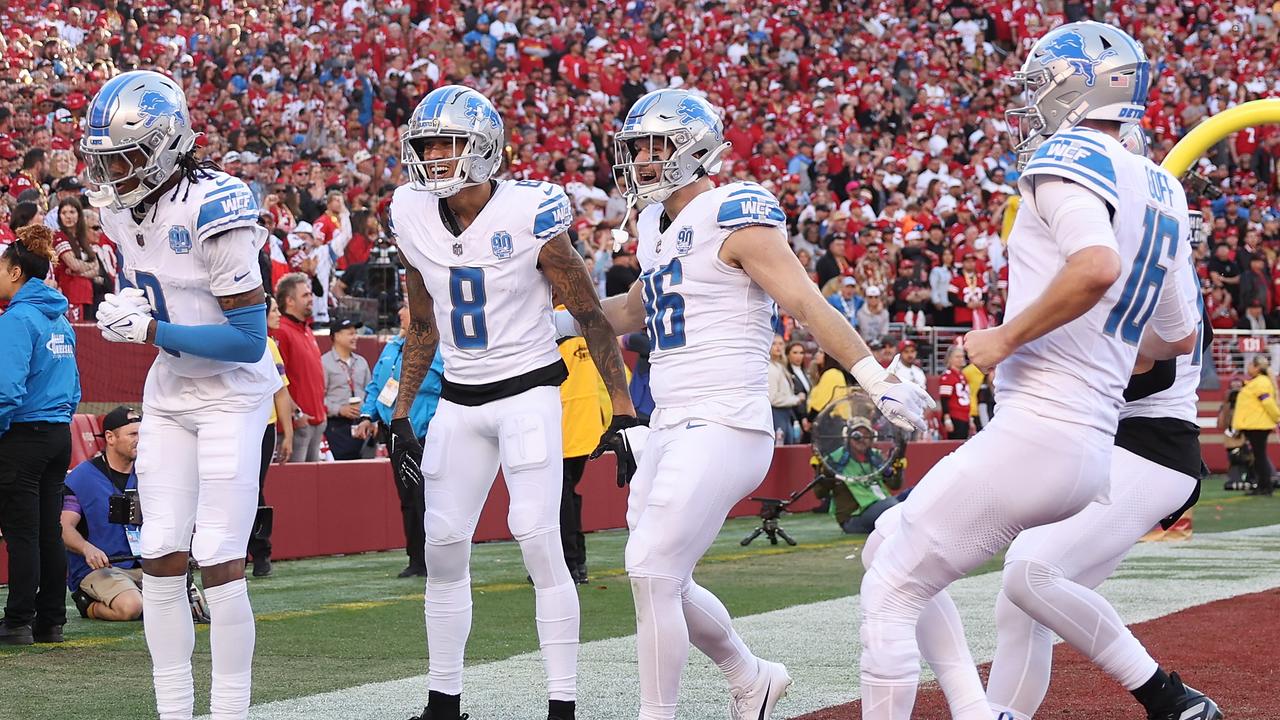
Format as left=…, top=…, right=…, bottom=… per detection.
left=559, top=336, right=608, bottom=458
left=808, top=368, right=851, bottom=414
left=961, top=364, right=984, bottom=419
left=1234, top=373, right=1280, bottom=431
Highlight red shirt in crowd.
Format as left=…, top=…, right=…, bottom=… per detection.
left=273, top=312, right=326, bottom=425
left=949, top=271, right=988, bottom=327
left=53, top=232, right=95, bottom=319
left=937, top=368, right=971, bottom=423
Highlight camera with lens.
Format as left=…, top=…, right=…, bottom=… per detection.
left=107, top=488, right=143, bottom=526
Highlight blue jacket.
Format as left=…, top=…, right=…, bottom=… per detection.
left=64, top=456, right=139, bottom=590
left=360, top=336, right=444, bottom=439
left=0, top=280, right=81, bottom=437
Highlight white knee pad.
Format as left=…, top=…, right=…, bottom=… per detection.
left=519, top=529, right=571, bottom=587
left=1001, top=558, right=1061, bottom=614
left=424, top=539, right=472, bottom=583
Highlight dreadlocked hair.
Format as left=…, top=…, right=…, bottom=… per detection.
left=4, top=224, right=56, bottom=280
left=170, top=152, right=224, bottom=205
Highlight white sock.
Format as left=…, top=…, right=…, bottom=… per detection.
left=521, top=529, right=579, bottom=702
left=205, top=579, right=256, bottom=720
left=632, top=575, right=688, bottom=720
left=143, top=573, right=196, bottom=720
left=534, top=582, right=580, bottom=701
left=425, top=576, right=473, bottom=695
left=917, top=589, right=990, bottom=720
left=681, top=579, right=758, bottom=689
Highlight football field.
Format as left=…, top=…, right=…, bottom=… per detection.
left=2, top=483, right=1277, bottom=720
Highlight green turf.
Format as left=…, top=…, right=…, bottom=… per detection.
left=0, top=477, right=1273, bottom=719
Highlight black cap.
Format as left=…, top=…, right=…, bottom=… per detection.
left=102, top=405, right=142, bottom=433
left=868, top=338, right=885, bottom=350
left=332, top=316, right=362, bottom=333
left=55, top=175, right=83, bottom=192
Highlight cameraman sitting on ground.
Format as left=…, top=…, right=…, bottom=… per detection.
left=61, top=406, right=143, bottom=621
left=813, top=418, right=901, bottom=534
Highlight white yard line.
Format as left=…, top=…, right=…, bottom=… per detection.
left=220, top=524, right=1280, bottom=720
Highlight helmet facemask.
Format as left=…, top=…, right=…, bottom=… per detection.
left=401, top=129, right=495, bottom=198
left=82, top=119, right=185, bottom=210
left=612, top=131, right=728, bottom=209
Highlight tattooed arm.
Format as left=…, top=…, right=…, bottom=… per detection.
left=394, top=262, right=439, bottom=420
left=539, top=233, right=636, bottom=418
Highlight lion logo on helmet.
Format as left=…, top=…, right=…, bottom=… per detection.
left=1037, top=31, right=1118, bottom=87
left=137, top=90, right=187, bottom=129
left=463, top=95, right=501, bottom=131
left=675, top=96, right=717, bottom=129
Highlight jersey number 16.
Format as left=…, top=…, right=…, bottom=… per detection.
left=1104, top=206, right=1180, bottom=345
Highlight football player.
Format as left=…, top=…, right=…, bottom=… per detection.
left=557, top=88, right=933, bottom=720
left=81, top=71, right=281, bottom=720
left=981, top=121, right=1222, bottom=720
left=858, top=22, right=1201, bottom=720
left=388, top=85, right=637, bottom=720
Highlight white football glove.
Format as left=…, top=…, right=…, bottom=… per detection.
left=97, top=289, right=155, bottom=344
left=552, top=308, right=582, bottom=339
left=851, top=356, right=935, bottom=433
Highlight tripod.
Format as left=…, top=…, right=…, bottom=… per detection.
left=740, top=476, right=821, bottom=547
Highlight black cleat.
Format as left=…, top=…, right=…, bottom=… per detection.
left=548, top=698, right=575, bottom=720
left=570, top=564, right=589, bottom=585
left=1147, top=673, right=1222, bottom=720
left=398, top=564, right=427, bottom=578
left=407, top=708, right=468, bottom=720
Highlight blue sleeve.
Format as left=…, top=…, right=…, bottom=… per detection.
left=717, top=184, right=787, bottom=230
left=533, top=185, right=574, bottom=244
left=410, top=354, right=445, bottom=439
left=153, top=304, right=268, bottom=363
left=0, top=312, right=35, bottom=437
left=1021, top=131, right=1119, bottom=208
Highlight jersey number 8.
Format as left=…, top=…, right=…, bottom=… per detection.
left=640, top=259, right=686, bottom=350
left=449, top=267, right=489, bottom=349
left=1104, top=206, right=1180, bottom=345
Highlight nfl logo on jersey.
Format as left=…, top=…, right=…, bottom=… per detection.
left=490, top=231, right=514, bottom=259
left=676, top=226, right=694, bottom=255
left=168, top=226, right=192, bottom=254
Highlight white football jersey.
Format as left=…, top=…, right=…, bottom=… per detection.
left=635, top=181, right=782, bottom=435
left=997, top=127, right=1192, bottom=433
left=100, top=170, right=281, bottom=415
left=1120, top=249, right=1204, bottom=425
left=390, top=179, right=568, bottom=386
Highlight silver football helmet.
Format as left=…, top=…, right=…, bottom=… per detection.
left=401, top=85, right=504, bottom=198
left=80, top=70, right=197, bottom=210
left=1119, top=123, right=1149, bottom=156
left=613, top=89, right=730, bottom=207
left=1007, top=21, right=1151, bottom=168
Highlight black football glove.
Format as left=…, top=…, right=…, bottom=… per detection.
left=589, top=415, right=649, bottom=487
left=389, top=417, right=425, bottom=490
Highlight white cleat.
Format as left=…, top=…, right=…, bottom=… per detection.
left=730, top=659, right=793, bottom=720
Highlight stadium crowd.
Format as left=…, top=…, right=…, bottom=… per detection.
left=1, top=0, right=1279, bottom=375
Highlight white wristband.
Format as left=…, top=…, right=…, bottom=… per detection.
left=553, top=308, right=582, bottom=338
left=851, top=355, right=891, bottom=392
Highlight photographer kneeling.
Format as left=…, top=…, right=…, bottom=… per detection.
left=813, top=418, right=901, bottom=535
left=61, top=406, right=143, bottom=621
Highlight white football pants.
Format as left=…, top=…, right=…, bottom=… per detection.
left=859, top=406, right=1112, bottom=720
left=625, top=421, right=775, bottom=720
left=985, top=446, right=1198, bottom=719
left=135, top=399, right=271, bottom=720
left=418, top=386, right=578, bottom=701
